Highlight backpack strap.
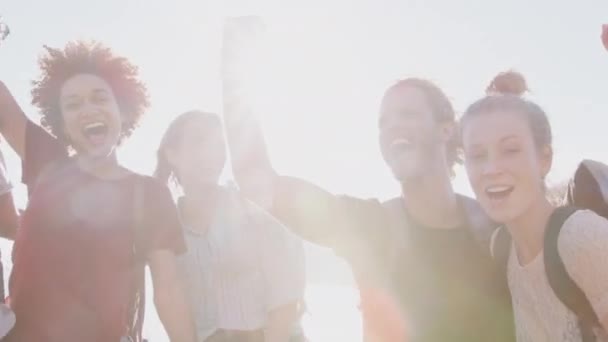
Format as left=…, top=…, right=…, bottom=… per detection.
left=544, top=205, right=599, bottom=342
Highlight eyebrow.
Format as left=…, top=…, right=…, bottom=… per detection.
left=500, top=135, right=520, bottom=143
left=62, top=94, right=80, bottom=101
left=466, top=134, right=520, bottom=149
left=62, top=88, right=109, bottom=100
left=91, top=88, right=109, bottom=96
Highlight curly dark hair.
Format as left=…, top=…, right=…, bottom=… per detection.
left=31, top=40, right=149, bottom=146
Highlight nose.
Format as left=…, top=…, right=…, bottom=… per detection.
left=481, top=156, right=504, bottom=178
left=379, top=117, right=413, bottom=140
left=80, top=100, right=101, bottom=117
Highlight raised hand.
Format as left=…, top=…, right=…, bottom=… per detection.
left=221, top=16, right=276, bottom=209
left=0, top=80, right=29, bottom=157
left=0, top=17, right=9, bottom=46
left=221, top=15, right=266, bottom=107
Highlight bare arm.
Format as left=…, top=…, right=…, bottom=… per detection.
left=264, top=301, right=299, bottom=342
left=148, top=250, right=197, bottom=342
left=0, top=81, right=29, bottom=158
left=221, top=17, right=385, bottom=249
left=222, top=16, right=276, bottom=210
left=0, top=193, right=18, bottom=240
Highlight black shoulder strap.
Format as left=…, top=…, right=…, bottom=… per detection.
left=544, top=206, right=599, bottom=342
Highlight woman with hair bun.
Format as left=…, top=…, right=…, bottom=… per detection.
left=460, top=71, right=608, bottom=341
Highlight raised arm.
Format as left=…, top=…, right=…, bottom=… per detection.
left=221, top=17, right=384, bottom=249
left=0, top=147, right=18, bottom=240
left=221, top=16, right=276, bottom=209
left=0, top=81, right=29, bottom=158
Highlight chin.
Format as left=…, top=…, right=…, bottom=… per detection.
left=479, top=203, right=517, bottom=225
left=392, top=166, right=424, bottom=183
left=82, top=146, right=116, bottom=159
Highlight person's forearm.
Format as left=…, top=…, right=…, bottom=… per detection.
left=222, top=64, right=276, bottom=205
left=222, top=16, right=277, bottom=211
left=155, top=286, right=197, bottom=342
left=0, top=193, right=19, bottom=240
left=264, top=302, right=299, bottom=342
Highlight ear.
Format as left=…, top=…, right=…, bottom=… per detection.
left=539, top=145, right=553, bottom=179
left=438, top=121, right=456, bottom=144
left=164, top=146, right=178, bottom=169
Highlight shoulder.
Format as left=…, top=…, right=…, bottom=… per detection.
left=458, top=194, right=499, bottom=248
left=342, top=195, right=386, bottom=216
left=129, top=173, right=175, bottom=209
left=558, top=209, right=608, bottom=262
left=132, top=173, right=171, bottom=192
left=560, top=209, right=608, bottom=243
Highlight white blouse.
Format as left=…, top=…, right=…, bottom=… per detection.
left=504, top=210, right=608, bottom=342
left=177, top=187, right=306, bottom=341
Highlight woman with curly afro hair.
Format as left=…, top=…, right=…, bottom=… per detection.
left=0, top=41, right=196, bottom=342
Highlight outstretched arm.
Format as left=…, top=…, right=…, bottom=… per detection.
left=221, top=17, right=383, bottom=250
left=222, top=16, right=276, bottom=210
left=0, top=81, right=29, bottom=158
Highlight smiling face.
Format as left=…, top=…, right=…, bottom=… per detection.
left=462, top=110, right=552, bottom=223
left=379, top=85, right=453, bottom=182
left=166, top=114, right=227, bottom=187
left=59, top=73, right=123, bottom=158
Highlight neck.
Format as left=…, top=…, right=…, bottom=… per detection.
left=506, top=196, right=554, bottom=265
left=179, top=181, right=222, bottom=231
left=400, top=163, right=462, bottom=229
left=181, top=180, right=221, bottom=200
left=76, top=152, right=123, bottom=179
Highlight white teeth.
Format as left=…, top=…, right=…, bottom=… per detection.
left=486, top=186, right=512, bottom=193
left=391, top=138, right=412, bottom=147
left=84, top=122, right=106, bottom=130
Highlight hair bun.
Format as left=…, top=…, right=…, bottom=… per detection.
left=486, top=70, right=528, bottom=96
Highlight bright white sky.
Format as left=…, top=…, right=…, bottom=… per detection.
left=1, top=0, right=607, bottom=340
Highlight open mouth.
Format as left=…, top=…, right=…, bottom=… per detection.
left=390, top=138, right=414, bottom=154
left=82, top=122, right=108, bottom=145
left=485, top=185, right=514, bottom=201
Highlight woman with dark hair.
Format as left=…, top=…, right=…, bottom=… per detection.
left=0, top=41, right=196, bottom=342
left=462, top=71, right=608, bottom=341
left=155, top=110, right=306, bottom=342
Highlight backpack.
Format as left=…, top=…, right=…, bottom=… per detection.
left=491, top=159, right=608, bottom=342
